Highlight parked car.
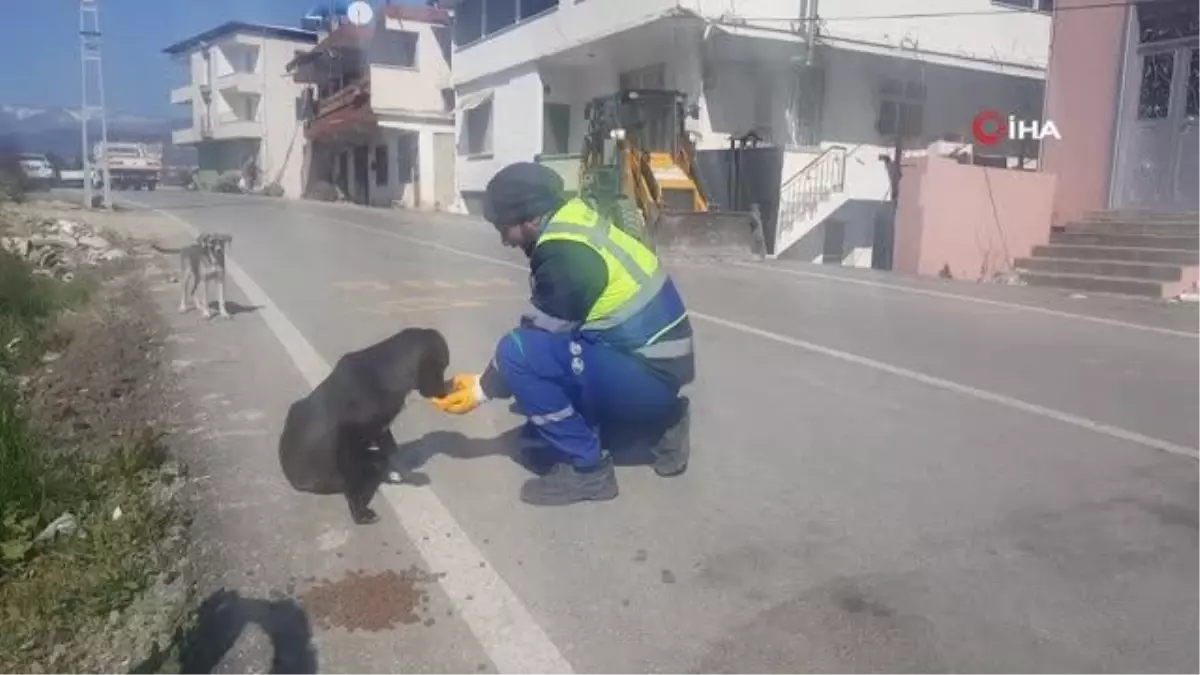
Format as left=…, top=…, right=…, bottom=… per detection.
left=17, top=153, right=55, bottom=190
left=58, top=166, right=99, bottom=189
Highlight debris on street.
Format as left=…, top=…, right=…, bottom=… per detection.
left=0, top=209, right=129, bottom=281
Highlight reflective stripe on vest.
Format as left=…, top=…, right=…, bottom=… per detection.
left=536, top=200, right=687, bottom=356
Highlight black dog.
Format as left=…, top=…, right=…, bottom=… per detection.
left=278, top=327, right=451, bottom=525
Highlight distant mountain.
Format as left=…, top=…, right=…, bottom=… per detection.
left=0, top=104, right=196, bottom=166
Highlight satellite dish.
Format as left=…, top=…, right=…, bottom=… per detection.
left=346, top=1, right=374, bottom=26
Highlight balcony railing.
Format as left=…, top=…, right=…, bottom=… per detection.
left=312, top=78, right=371, bottom=120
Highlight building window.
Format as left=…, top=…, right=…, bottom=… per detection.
left=432, top=25, right=453, bottom=66
left=1187, top=49, right=1198, bottom=118
left=787, top=67, right=824, bottom=147
left=1137, top=1, right=1199, bottom=44
left=374, top=30, right=418, bottom=68
left=397, top=135, right=416, bottom=183
left=1138, top=52, right=1175, bottom=120
left=992, top=0, right=1053, bottom=12
left=463, top=99, right=493, bottom=156
left=876, top=78, right=925, bottom=139
left=542, top=103, right=571, bottom=155
left=226, top=45, right=259, bottom=74
left=520, top=0, right=558, bottom=19
left=485, top=0, right=517, bottom=35
left=619, top=64, right=666, bottom=90
left=375, top=145, right=389, bottom=185
left=455, top=0, right=483, bottom=44
left=454, top=0, right=560, bottom=47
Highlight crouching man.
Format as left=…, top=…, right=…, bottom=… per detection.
left=430, top=162, right=694, bottom=506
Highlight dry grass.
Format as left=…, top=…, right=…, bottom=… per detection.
left=0, top=227, right=191, bottom=673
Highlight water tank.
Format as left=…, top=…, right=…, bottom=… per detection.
left=301, top=0, right=352, bottom=30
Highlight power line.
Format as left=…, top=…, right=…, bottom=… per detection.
left=732, top=0, right=1163, bottom=24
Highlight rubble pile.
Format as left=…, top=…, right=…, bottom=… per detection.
left=1, top=214, right=127, bottom=281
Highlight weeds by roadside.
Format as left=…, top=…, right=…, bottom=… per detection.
left=0, top=212, right=192, bottom=673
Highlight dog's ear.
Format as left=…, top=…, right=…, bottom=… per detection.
left=415, top=329, right=451, bottom=398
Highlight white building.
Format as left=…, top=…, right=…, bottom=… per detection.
left=446, top=0, right=1051, bottom=265
left=288, top=4, right=458, bottom=210
left=166, top=22, right=318, bottom=198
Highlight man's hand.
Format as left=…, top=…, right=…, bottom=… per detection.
left=430, top=373, right=489, bottom=415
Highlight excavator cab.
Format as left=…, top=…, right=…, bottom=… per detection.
left=575, top=89, right=764, bottom=258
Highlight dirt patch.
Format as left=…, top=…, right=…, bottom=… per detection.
left=299, top=566, right=443, bottom=632
left=28, top=262, right=168, bottom=453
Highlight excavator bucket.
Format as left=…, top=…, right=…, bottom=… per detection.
left=649, top=208, right=767, bottom=260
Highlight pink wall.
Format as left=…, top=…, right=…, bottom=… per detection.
left=1040, top=0, right=1130, bottom=225
left=894, top=157, right=1057, bottom=281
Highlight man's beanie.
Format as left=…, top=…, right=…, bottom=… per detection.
left=483, top=162, right=565, bottom=228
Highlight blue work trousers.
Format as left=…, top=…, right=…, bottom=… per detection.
left=493, top=328, right=680, bottom=468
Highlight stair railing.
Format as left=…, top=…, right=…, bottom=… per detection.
left=776, top=145, right=848, bottom=252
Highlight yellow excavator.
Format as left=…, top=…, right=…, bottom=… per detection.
left=571, top=89, right=765, bottom=258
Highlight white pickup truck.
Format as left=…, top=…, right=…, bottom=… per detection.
left=94, top=141, right=162, bottom=191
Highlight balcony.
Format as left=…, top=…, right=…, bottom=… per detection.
left=215, top=70, right=263, bottom=95
left=312, top=78, right=372, bottom=120
left=211, top=117, right=261, bottom=140
left=171, top=114, right=260, bottom=144
left=172, top=115, right=208, bottom=145
left=304, top=79, right=378, bottom=141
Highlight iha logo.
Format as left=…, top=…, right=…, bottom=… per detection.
left=971, top=109, right=1062, bottom=146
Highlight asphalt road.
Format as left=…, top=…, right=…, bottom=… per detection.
left=113, top=190, right=1198, bottom=673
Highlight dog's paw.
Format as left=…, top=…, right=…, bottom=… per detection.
left=385, top=469, right=404, bottom=484
left=178, top=304, right=189, bottom=314
left=351, top=507, right=379, bottom=525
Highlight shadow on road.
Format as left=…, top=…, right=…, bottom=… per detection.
left=206, top=301, right=263, bottom=316
left=132, top=589, right=318, bottom=674
left=392, top=420, right=661, bottom=481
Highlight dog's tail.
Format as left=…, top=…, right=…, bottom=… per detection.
left=150, top=242, right=184, bottom=255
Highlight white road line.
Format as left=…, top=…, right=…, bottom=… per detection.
left=130, top=200, right=574, bottom=675
left=690, top=311, right=1198, bottom=460
left=296, top=213, right=1198, bottom=460
left=300, top=211, right=526, bottom=269
left=729, top=261, right=1199, bottom=339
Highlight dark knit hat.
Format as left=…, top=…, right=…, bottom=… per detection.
left=483, top=162, right=565, bottom=228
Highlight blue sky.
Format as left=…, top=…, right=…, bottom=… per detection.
left=0, top=1, right=421, bottom=118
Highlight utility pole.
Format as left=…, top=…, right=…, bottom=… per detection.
left=79, top=0, right=112, bottom=210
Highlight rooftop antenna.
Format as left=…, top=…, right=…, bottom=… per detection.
left=79, top=0, right=112, bottom=210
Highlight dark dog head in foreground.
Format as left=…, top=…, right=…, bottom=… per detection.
left=277, top=327, right=452, bottom=525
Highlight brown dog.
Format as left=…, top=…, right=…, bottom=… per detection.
left=278, top=327, right=451, bottom=524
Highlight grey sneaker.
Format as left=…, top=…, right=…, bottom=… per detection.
left=652, top=397, right=690, bottom=477
left=519, top=454, right=618, bottom=506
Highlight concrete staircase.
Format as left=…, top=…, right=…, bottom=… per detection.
left=1015, top=211, right=1199, bottom=298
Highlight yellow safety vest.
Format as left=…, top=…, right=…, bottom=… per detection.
left=535, top=199, right=670, bottom=333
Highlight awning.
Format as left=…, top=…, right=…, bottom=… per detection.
left=456, top=89, right=494, bottom=113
